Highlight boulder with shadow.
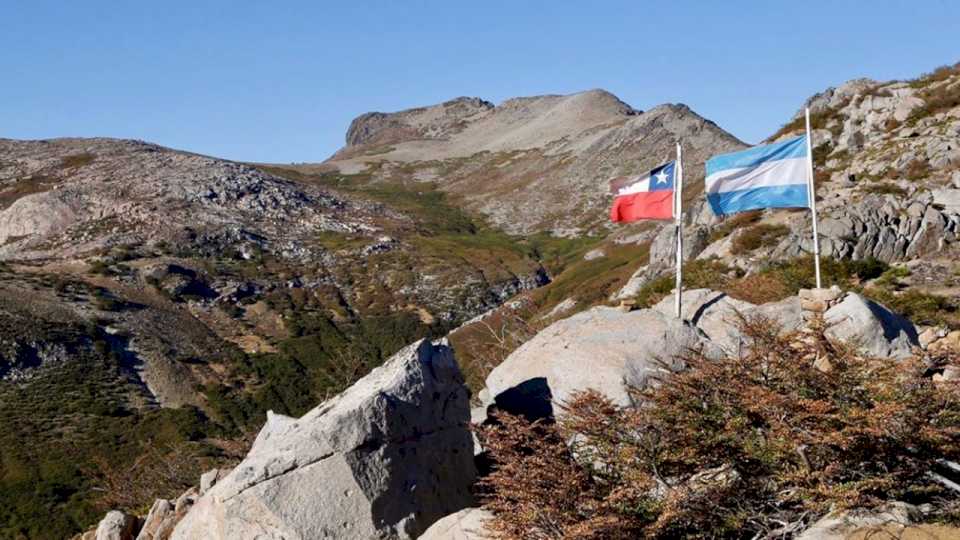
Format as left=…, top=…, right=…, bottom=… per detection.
left=171, top=338, right=475, bottom=540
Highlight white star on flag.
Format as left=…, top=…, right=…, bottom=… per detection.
left=655, top=170, right=669, bottom=184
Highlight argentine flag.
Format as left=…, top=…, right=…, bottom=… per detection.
left=705, top=136, right=811, bottom=216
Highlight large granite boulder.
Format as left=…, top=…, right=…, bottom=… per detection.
left=419, top=508, right=493, bottom=540
left=483, top=306, right=717, bottom=418
left=797, top=502, right=919, bottom=540
left=824, top=293, right=919, bottom=359
left=134, top=500, right=173, bottom=540
left=171, top=339, right=475, bottom=540
left=652, top=289, right=755, bottom=353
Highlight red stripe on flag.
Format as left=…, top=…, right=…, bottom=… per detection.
left=610, top=190, right=673, bottom=222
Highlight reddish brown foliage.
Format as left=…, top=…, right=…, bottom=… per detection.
left=478, top=316, right=960, bottom=539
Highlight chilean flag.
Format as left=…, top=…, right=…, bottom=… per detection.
left=609, top=161, right=676, bottom=222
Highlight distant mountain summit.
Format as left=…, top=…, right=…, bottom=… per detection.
left=322, top=89, right=745, bottom=234
left=344, top=96, right=495, bottom=148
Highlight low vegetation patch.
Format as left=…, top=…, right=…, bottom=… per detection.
left=635, top=256, right=889, bottom=307
left=479, top=317, right=960, bottom=539
left=0, top=174, right=56, bottom=210
left=862, top=287, right=960, bottom=328
left=769, top=98, right=848, bottom=141
left=708, top=211, right=763, bottom=243
left=908, top=63, right=960, bottom=122
left=903, top=158, right=932, bottom=181
left=862, top=182, right=907, bottom=196
left=730, top=223, right=790, bottom=255
left=59, top=152, right=96, bottom=170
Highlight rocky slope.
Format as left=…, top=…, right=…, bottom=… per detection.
left=317, top=89, right=746, bottom=235
left=0, top=138, right=550, bottom=538
left=616, top=62, right=960, bottom=300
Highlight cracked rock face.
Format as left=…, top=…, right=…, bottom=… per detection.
left=171, top=339, right=475, bottom=540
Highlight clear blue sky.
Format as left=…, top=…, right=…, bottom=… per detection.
left=2, top=1, right=958, bottom=163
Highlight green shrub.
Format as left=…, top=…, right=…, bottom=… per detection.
left=87, top=260, right=112, bottom=276
left=874, top=265, right=911, bottom=288
left=730, top=224, right=790, bottom=255
left=634, top=259, right=738, bottom=308
left=863, top=287, right=958, bottom=328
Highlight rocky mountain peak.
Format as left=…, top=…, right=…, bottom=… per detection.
left=324, top=90, right=743, bottom=234
left=344, top=96, right=494, bottom=148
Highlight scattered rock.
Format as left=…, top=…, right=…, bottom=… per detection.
left=582, top=248, right=605, bottom=261
left=135, top=499, right=173, bottom=540
left=933, top=366, right=960, bottom=383
left=919, top=326, right=949, bottom=349
left=931, top=330, right=960, bottom=352
left=824, top=293, right=919, bottom=359
left=171, top=339, right=475, bottom=540
left=419, top=508, right=493, bottom=540
left=652, top=289, right=754, bottom=353
left=813, top=355, right=834, bottom=373
left=799, top=286, right=844, bottom=304
left=542, top=297, right=577, bottom=320
left=686, top=464, right=740, bottom=495
left=95, top=511, right=139, bottom=540
left=798, top=502, right=919, bottom=540
left=746, top=296, right=805, bottom=333
left=172, top=487, right=197, bottom=515
left=198, top=468, right=230, bottom=495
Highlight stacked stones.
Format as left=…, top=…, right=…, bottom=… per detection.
left=798, top=286, right=845, bottom=316
left=797, top=286, right=845, bottom=373
left=918, top=326, right=960, bottom=383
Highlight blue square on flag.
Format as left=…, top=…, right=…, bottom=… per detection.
left=649, top=162, right=675, bottom=191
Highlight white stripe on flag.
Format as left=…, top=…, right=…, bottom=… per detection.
left=705, top=156, right=807, bottom=194
left=615, top=174, right=651, bottom=196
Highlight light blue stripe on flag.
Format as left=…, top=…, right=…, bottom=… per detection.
left=706, top=136, right=807, bottom=174
left=707, top=184, right=809, bottom=216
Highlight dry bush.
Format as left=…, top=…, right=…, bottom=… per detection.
left=317, top=346, right=372, bottom=401
left=863, top=182, right=907, bottom=196
left=450, top=298, right=545, bottom=392
left=903, top=158, right=932, bottom=181
left=88, top=442, right=206, bottom=513
left=709, top=211, right=764, bottom=243
left=478, top=316, right=960, bottom=539
left=924, top=63, right=960, bottom=83
left=724, top=272, right=791, bottom=304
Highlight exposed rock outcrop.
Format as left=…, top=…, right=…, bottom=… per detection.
left=419, top=507, right=493, bottom=540
left=797, top=502, right=920, bottom=540
left=344, top=97, right=494, bottom=148
left=824, top=292, right=919, bottom=359
left=482, top=305, right=719, bottom=420
left=95, top=511, right=139, bottom=540
left=481, top=288, right=920, bottom=424
left=171, top=338, right=475, bottom=540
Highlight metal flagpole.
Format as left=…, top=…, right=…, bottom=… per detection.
left=804, top=107, right=822, bottom=289
left=674, top=142, right=683, bottom=319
